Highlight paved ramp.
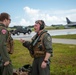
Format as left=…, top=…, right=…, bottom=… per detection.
left=52, top=38, right=76, bottom=45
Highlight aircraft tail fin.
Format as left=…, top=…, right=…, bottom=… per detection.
left=66, top=17, right=71, bottom=24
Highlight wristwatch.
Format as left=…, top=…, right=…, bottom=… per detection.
left=43, top=60, right=48, bottom=63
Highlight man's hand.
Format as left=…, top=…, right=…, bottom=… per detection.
left=4, top=61, right=10, bottom=66
left=20, top=39, right=25, bottom=43
left=41, top=61, right=47, bottom=68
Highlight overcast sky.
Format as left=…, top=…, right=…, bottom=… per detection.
left=0, top=0, right=76, bottom=27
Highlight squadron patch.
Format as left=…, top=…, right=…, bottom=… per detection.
left=47, top=36, right=51, bottom=41
left=1, top=29, right=7, bottom=34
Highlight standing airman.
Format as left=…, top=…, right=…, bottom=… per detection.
left=0, top=12, right=13, bottom=75
left=20, top=20, right=53, bottom=75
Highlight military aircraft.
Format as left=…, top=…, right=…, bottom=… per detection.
left=66, top=17, right=76, bottom=27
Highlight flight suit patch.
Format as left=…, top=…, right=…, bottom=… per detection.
left=1, top=29, right=7, bottom=34
left=47, top=36, right=51, bottom=41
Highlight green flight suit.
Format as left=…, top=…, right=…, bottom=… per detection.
left=31, top=30, right=52, bottom=75
left=0, top=23, right=13, bottom=75
left=23, top=30, right=53, bottom=75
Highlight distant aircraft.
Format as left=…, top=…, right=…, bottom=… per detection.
left=66, top=17, right=76, bottom=27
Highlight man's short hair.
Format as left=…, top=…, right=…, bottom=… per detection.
left=0, top=12, right=10, bottom=21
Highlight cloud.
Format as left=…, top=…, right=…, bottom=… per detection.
left=24, top=6, right=39, bottom=15
left=20, top=18, right=30, bottom=26
left=10, top=22, right=18, bottom=27
left=11, top=7, right=76, bottom=26
left=23, top=6, right=68, bottom=25
left=23, top=6, right=41, bottom=21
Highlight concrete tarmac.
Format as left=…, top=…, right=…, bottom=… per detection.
left=12, top=29, right=76, bottom=45
left=52, top=38, right=76, bottom=45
